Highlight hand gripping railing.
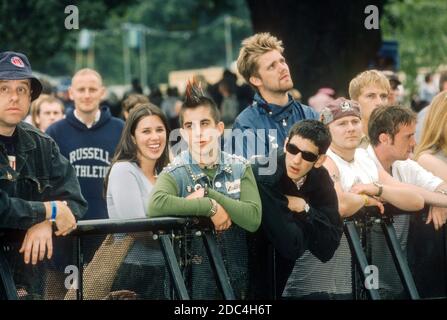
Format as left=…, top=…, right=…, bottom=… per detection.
left=0, top=217, right=235, bottom=300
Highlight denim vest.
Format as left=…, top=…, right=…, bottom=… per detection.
left=163, top=150, right=247, bottom=199
left=163, top=151, right=249, bottom=299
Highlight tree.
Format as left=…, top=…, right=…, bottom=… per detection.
left=381, top=0, right=447, bottom=93
left=0, top=0, right=135, bottom=71
left=2, top=0, right=252, bottom=85
left=246, top=0, right=386, bottom=100
left=93, top=0, right=251, bottom=84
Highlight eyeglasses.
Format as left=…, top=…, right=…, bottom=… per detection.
left=0, top=85, right=31, bottom=98
left=285, top=143, right=319, bottom=162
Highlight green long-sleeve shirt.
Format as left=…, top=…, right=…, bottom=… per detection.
left=148, top=165, right=262, bottom=232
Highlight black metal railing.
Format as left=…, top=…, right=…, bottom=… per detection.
left=1, top=210, right=446, bottom=300
left=0, top=217, right=235, bottom=300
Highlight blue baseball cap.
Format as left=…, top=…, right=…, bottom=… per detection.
left=0, top=51, right=43, bottom=101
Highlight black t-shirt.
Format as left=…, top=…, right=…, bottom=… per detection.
left=0, top=130, right=17, bottom=170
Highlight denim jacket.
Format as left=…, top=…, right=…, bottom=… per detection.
left=163, top=150, right=250, bottom=299
left=0, top=122, right=87, bottom=229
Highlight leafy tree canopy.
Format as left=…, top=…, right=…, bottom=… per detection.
left=381, top=0, right=447, bottom=90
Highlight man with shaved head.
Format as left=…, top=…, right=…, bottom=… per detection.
left=47, top=69, right=124, bottom=222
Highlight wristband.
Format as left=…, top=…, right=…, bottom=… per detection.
left=373, top=182, right=383, bottom=197
left=50, top=201, right=57, bottom=222
left=209, top=199, right=218, bottom=217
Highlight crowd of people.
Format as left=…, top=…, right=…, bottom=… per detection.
left=0, top=31, right=446, bottom=300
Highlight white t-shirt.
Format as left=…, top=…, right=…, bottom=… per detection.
left=329, top=148, right=379, bottom=190
left=366, top=145, right=443, bottom=296
left=366, top=145, right=442, bottom=191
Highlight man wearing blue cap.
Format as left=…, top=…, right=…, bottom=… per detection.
left=0, top=51, right=86, bottom=265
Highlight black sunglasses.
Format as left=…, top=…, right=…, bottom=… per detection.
left=285, top=143, right=319, bottom=162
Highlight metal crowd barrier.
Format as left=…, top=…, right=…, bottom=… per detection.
left=345, top=207, right=419, bottom=300
left=1, top=211, right=446, bottom=300
left=0, top=217, right=235, bottom=300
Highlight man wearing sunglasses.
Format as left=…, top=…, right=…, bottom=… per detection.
left=284, top=98, right=424, bottom=300
left=249, top=119, right=342, bottom=299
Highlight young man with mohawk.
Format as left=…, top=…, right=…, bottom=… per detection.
left=149, top=81, right=262, bottom=299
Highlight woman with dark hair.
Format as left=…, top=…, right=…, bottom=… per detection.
left=104, top=103, right=170, bottom=299
left=106, top=102, right=170, bottom=192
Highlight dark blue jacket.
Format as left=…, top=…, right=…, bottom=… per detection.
left=46, top=107, right=124, bottom=220
left=228, top=93, right=318, bottom=159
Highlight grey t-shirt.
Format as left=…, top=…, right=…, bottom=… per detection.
left=107, top=161, right=164, bottom=265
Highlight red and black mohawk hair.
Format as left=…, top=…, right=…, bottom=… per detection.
left=179, top=78, right=221, bottom=125
left=184, top=79, right=205, bottom=107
